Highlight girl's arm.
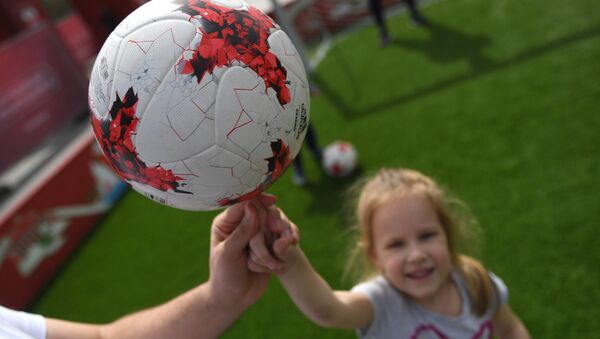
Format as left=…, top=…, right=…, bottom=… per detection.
left=247, top=206, right=373, bottom=329
left=492, top=304, right=531, bottom=339
left=277, top=246, right=373, bottom=329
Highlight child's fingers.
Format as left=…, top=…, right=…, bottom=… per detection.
left=266, top=207, right=299, bottom=243
left=249, top=232, right=278, bottom=270
left=249, top=250, right=262, bottom=267
left=277, top=216, right=299, bottom=245
left=283, top=224, right=300, bottom=245
left=273, top=237, right=291, bottom=259
left=248, top=250, right=282, bottom=273
left=281, top=229, right=293, bottom=246
left=249, top=250, right=278, bottom=270
left=290, top=222, right=300, bottom=244
left=247, top=257, right=270, bottom=273
left=248, top=234, right=268, bottom=265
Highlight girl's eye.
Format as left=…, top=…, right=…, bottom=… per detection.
left=421, top=231, right=437, bottom=240
left=387, top=240, right=404, bottom=249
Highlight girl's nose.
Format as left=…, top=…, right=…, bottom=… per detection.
left=406, top=244, right=426, bottom=263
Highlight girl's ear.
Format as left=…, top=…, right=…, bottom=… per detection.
left=369, top=250, right=382, bottom=270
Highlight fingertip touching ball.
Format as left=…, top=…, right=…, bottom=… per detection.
left=88, top=0, right=310, bottom=211
left=322, top=141, right=358, bottom=178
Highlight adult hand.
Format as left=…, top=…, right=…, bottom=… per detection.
left=208, top=194, right=277, bottom=309
left=42, top=194, right=281, bottom=339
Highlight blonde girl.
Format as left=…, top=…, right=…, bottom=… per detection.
left=249, top=168, right=530, bottom=338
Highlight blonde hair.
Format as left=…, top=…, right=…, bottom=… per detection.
left=344, top=168, right=493, bottom=316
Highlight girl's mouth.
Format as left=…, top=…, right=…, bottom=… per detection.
left=406, top=268, right=434, bottom=280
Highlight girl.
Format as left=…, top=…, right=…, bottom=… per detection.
left=249, top=168, right=530, bottom=338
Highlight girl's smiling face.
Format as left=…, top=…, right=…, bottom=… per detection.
left=370, top=193, right=453, bottom=305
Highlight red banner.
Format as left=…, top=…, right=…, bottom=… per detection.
left=0, top=24, right=88, bottom=174
left=55, top=13, right=98, bottom=75
left=0, top=128, right=126, bottom=310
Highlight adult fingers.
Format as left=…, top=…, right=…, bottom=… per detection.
left=258, top=193, right=277, bottom=206
left=266, top=207, right=284, bottom=234
left=221, top=204, right=260, bottom=255
left=211, top=201, right=247, bottom=247
left=251, top=199, right=268, bottom=231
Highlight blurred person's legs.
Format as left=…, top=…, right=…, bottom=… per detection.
left=368, top=0, right=391, bottom=46
left=369, top=0, right=429, bottom=47
left=405, top=0, right=429, bottom=26
left=304, top=124, right=322, bottom=163
left=292, top=153, right=308, bottom=186
left=292, top=124, right=322, bottom=186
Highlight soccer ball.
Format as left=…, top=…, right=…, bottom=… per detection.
left=88, top=0, right=310, bottom=211
left=322, top=141, right=358, bottom=178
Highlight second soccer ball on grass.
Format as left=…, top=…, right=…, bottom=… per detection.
left=322, top=141, right=358, bottom=178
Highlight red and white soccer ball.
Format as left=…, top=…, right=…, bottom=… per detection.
left=88, top=0, right=310, bottom=211
left=322, top=141, right=358, bottom=178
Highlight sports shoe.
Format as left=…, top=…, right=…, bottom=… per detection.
left=410, top=13, right=430, bottom=27
left=380, top=34, right=391, bottom=48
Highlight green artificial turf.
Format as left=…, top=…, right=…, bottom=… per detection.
left=32, top=0, right=600, bottom=337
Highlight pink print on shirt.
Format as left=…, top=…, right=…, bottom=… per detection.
left=410, top=320, right=493, bottom=339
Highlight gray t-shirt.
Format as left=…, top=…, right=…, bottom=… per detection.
left=351, top=271, right=508, bottom=339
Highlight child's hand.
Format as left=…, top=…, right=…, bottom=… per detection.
left=247, top=206, right=300, bottom=275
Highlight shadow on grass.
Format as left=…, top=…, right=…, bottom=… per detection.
left=392, top=22, right=493, bottom=71
left=299, top=166, right=365, bottom=221
left=315, top=23, right=600, bottom=119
